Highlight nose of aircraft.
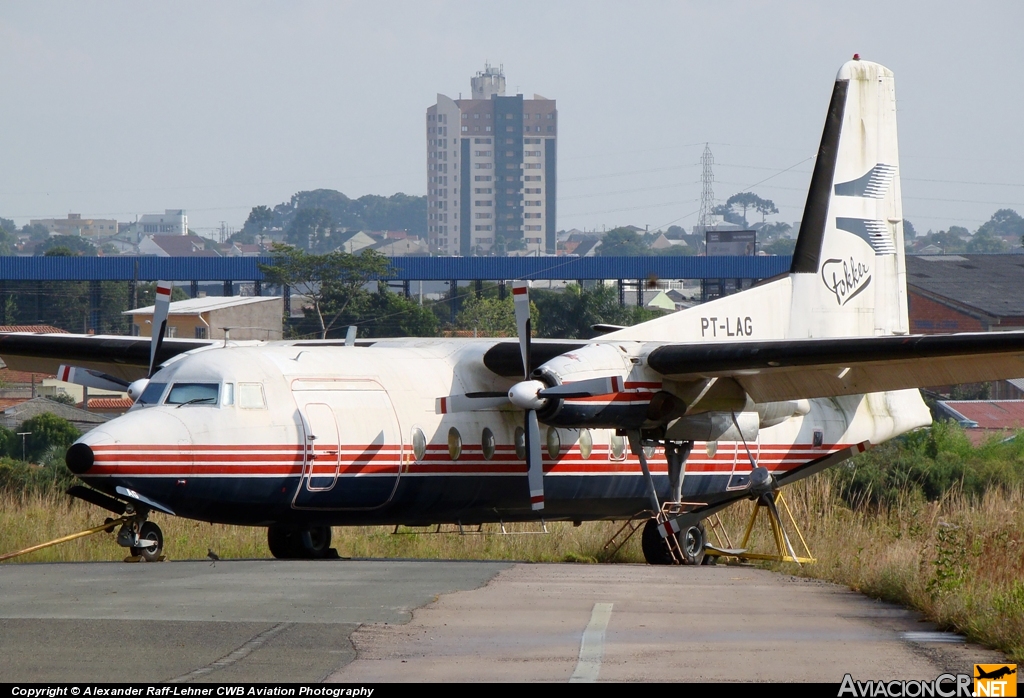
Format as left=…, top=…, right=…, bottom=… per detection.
left=64, top=410, right=193, bottom=476
left=65, top=442, right=94, bottom=474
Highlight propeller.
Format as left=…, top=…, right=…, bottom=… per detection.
left=511, top=281, right=546, bottom=510
left=148, top=280, right=173, bottom=378
left=56, top=365, right=130, bottom=393
left=53, top=283, right=174, bottom=403
left=433, top=281, right=624, bottom=511
left=124, top=281, right=174, bottom=401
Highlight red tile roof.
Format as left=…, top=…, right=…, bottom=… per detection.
left=86, top=398, right=134, bottom=411
left=943, top=400, right=1024, bottom=429
left=0, top=325, right=69, bottom=333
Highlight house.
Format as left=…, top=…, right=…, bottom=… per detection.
left=333, top=231, right=382, bottom=254
left=369, top=237, right=430, bottom=256
left=226, top=242, right=263, bottom=257
left=0, top=396, right=108, bottom=433
left=125, top=295, right=284, bottom=341
left=139, top=235, right=219, bottom=257
left=906, top=254, right=1024, bottom=398
left=935, top=400, right=1024, bottom=445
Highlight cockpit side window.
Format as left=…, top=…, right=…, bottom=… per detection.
left=238, top=383, right=267, bottom=409
left=137, top=382, right=168, bottom=406
left=222, top=383, right=234, bottom=406
left=166, top=383, right=219, bottom=405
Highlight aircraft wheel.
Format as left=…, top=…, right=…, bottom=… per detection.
left=641, top=519, right=675, bottom=565
left=301, top=526, right=332, bottom=559
left=130, top=521, right=163, bottom=562
left=268, top=525, right=302, bottom=559
left=680, top=523, right=706, bottom=566
left=268, top=525, right=332, bottom=559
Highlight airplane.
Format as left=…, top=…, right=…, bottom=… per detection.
left=975, top=666, right=1016, bottom=681
left=2, top=56, right=1024, bottom=565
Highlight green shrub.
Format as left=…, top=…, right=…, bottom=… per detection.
left=18, top=413, right=80, bottom=463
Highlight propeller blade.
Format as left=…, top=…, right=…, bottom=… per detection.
left=148, top=281, right=173, bottom=378
left=57, top=365, right=130, bottom=393
left=525, top=409, right=544, bottom=510
left=435, top=392, right=509, bottom=414
left=512, top=281, right=531, bottom=379
left=538, top=375, right=624, bottom=399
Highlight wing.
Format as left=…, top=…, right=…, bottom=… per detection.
left=646, top=330, right=1024, bottom=403
left=0, top=332, right=214, bottom=382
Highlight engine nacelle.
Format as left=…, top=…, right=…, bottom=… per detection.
left=665, top=410, right=760, bottom=442
left=533, top=342, right=649, bottom=429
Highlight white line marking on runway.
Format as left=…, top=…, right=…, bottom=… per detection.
left=570, top=602, right=613, bottom=683
left=169, top=621, right=293, bottom=682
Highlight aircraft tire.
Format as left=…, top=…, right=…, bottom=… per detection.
left=301, top=526, right=332, bottom=559
left=641, top=519, right=675, bottom=565
left=268, top=525, right=332, bottom=559
left=130, top=521, right=163, bottom=562
left=267, top=525, right=303, bottom=559
left=680, top=523, right=706, bottom=566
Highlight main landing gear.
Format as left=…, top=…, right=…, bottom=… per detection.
left=626, top=431, right=713, bottom=566
left=267, top=524, right=335, bottom=559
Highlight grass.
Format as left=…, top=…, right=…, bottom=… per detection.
left=746, top=475, right=1024, bottom=663
left=0, top=490, right=647, bottom=565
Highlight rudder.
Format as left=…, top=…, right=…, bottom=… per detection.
left=788, top=58, right=909, bottom=339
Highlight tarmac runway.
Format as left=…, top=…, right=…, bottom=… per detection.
left=0, top=559, right=1007, bottom=683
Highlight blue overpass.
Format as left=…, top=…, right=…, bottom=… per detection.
left=0, top=255, right=791, bottom=283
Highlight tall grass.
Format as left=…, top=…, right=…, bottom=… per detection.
left=0, top=490, right=646, bottom=565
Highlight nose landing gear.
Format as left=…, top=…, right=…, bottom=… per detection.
left=117, top=516, right=165, bottom=562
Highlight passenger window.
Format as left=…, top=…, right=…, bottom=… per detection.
left=610, top=434, right=626, bottom=461
left=238, top=383, right=267, bottom=409
left=481, top=428, right=495, bottom=461
left=578, top=429, right=593, bottom=459
left=166, top=383, right=218, bottom=405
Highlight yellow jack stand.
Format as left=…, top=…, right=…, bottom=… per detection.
left=706, top=491, right=815, bottom=565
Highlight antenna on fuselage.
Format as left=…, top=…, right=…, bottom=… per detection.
left=345, top=326, right=357, bottom=347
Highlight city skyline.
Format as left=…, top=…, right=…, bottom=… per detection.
left=1, top=2, right=1022, bottom=240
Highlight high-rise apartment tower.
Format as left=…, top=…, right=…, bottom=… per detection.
left=426, top=64, right=557, bottom=256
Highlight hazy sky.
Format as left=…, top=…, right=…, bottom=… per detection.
left=1, top=1, right=1022, bottom=239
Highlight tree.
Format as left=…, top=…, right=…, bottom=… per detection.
left=260, top=244, right=393, bottom=339
left=286, top=208, right=336, bottom=251
left=967, top=230, right=1009, bottom=254
left=37, top=235, right=97, bottom=256
left=711, top=204, right=745, bottom=227
left=533, top=284, right=662, bottom=339
left=903, top=219, right=918, bottom=239
left=759, top=221, right=792, bottom=240
left=725, top=192, right=777, bottom=226
left=231, top=205, right=275, bottom=244
left=347, top=290, right=439, bottom=338
left=763, top=237, right=797, bottom=255
left=22, top=223, right=50, bottom=242
left=19, top=413, right=80, bottom=463
left=454, top=295, right=539, bottom=337
left=919, top=229, right=966, bottom=254
left=598, top=228, right=649, bottom=256
left=976, top=209, right=1024, bottom=242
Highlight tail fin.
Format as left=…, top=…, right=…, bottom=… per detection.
left=789, top=58, right=909, bottom=338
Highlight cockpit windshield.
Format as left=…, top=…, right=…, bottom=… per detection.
left=137, top=382, right=168, bottom=405
left=165, top=383, right=219, bottom=406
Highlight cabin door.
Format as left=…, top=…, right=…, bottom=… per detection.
left=291, top=380, right=403, bottom=510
